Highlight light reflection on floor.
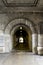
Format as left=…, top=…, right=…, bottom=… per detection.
left=0, top=52, right=43, bottom=65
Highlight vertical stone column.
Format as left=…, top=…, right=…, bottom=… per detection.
left=37, top=34, right=43, bottom=55
left=32, top=34, right=38, bottom=54
left=4, top=34, right=12, bottom=52
left=0, top=30, right=5, bottom=53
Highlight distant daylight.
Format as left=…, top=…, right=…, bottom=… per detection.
left=0, top=0, right=43, bottom=65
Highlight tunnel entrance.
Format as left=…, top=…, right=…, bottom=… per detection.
left=4, top=18, right=37, bottom=53
left=12, top=26, right=32, bottom=52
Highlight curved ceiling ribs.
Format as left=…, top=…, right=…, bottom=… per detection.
left=4, top=18, right=37, bottom=34
left=10, top=24, right=31, bottom=35
left=2, top=0, right=39, bottom=7
left=10, top=24, right=31, bottom=34
left=4, top=17, right=36, bottom=31
left=2, top=0, right=7, bottom=6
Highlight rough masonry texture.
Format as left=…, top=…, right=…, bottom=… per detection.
left=0, top=0, right=43, bottom=55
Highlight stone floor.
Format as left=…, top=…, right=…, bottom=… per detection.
left=0, top=51, right=43, bottom=65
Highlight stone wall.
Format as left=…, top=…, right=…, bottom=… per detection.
left=0, top=0, right=43, bottom=54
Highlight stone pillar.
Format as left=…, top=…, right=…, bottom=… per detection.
left=0, top=30, right=5, bottom=53
left=32, top=34, right=38, bottom=54
left=4, top=34, right=12, bottom=52
left=37, top=34, right=43, bottom=55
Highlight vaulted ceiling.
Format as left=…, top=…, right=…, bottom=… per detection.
left=0, top=0, right=43, bottom=33
left=0, top=0, right=43, bottom=7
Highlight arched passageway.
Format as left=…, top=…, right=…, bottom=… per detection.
left=12, top=26, right=32, bottom=52
left=4, top=18, right=38, bottom=54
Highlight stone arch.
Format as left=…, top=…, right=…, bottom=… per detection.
left=4, top=18, right=38, bottom=54
left=11, top=24, right=31, bottom=35
left=12, top=25, right=32, bottom=51
left=10, top=24, right=32, bottom=51
left=4, top=18, right=37, bottom=34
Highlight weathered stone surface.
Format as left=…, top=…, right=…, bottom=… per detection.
left=0, top=0, right=43, bottom=55
left=32, top=34, right=38, bottom=54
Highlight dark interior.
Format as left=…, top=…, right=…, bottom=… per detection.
left=13, top=27, right=29, bottom=51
